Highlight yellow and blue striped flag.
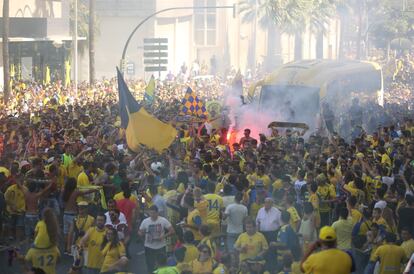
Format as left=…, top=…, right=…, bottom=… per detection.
left=179, top=87, right=208, bottom=118
left=144, top=75, right=155, bottom=103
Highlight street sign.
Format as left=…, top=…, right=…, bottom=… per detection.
left=143, top=52, right=168, bottom=58
left=143, top=37, right=168, bottom=76
left=143, top=38, right=168, bottom=44
left=126, top=62, right=135, bottom=75
left=144, top=66, right=168, bottom=72
left=144, top=59, right=168, bottom=64
left=143, top=45, right=168, bottom=51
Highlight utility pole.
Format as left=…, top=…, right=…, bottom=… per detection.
left=74, top=0, right=78, bottom=96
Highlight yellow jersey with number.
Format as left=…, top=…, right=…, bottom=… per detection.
left=204, top=193, right=223, bottom=225
left=25, top=246, right=60, bottom=274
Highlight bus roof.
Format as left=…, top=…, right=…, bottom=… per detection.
left=260, top=59, right=381, bottom=95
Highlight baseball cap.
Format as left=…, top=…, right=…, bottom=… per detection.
left=319, top=226, right=336, bottom=241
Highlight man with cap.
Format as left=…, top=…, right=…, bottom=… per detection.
left=301, top=226, right=355, bottom=274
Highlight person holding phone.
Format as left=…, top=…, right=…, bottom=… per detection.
left=301, top=226, right=355, bottom=274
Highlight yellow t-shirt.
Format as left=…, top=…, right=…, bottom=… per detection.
left=0, top=166, right=10, bottom=177
left=195, top=199, right=209, bottom=221
left=401, top=239, right=414, bottom=258
left=350, top=209, right=362, bottom=224
left=187, top=209, right=203, bottom=241
left=85, top=227, right=106, bottom=269
left=317, top=184, right=336, bottom=213
left=309, top=193, right=319, bottom=210
left=101, top=242, right=127, bottom=273
left=246, top=172, right=258, bottom=187
left=249, top=202, right=263, bottom=218
left=381, top=154, right=392, bottom=167
left=77, top=171, right=90, bottom=187
left=34, top=220, right=51, bottom=248
left=4, top=184, right=26, bottom=214
left=74, top=215, right=95, bottom=244
left=302, top=248, right=353, bottom=274
left=191, top=258, right=214, bottom=274
left=77, top=172, right=93, bottom=203
left=213, top=263, right=229, bottom=274
left=67, top=162, right=83, bottom=179
left=204, top=193, right=224, bottom=225
left=332, top=218, right=354, bottom=250
left=113, top=192, right=138, bottom=204
left=200, top=236, right=217, bottom=257
left=372, top=244, right=406, bottom=274
left=183, top=243, right=199, bottom=263
left=287, top=206, right=301, bottom=231
left=257, top=175, right=271, bottom=189
left=57, top=165, right=67, bottom=190
left=25, top=246, right=60, bottom=274
left=234, top=232, right=268, bottom=262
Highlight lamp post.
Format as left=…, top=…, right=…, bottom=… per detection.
left=120, top=4, right=237, bottom=74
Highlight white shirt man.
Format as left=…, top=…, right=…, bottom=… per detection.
left=225, top=194, right=248, bottom=234
left=256, top=198, right=281, bottom=242
left=138, top=205, right=175, bottom=273
left=224, top=193, right=248, bottom=250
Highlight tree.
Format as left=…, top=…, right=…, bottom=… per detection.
left=70, top=0, right=100, bottom=56
left=239, top=0, right=306, bottom=68
left=307, top=0, right=334, bottom=59
left=333, top=0, right=352, bottom=59
left=367, top=0, right=414, bottom=59
left=2, top=0, right=10, bottom=104
left=89, top=0, right=96, bottom=84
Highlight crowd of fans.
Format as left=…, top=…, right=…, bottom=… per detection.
left=1, top=69, right=414, bottom=274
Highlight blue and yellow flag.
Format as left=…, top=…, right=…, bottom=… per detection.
left=117, top=68, right=177, bottom=153
left=179, top=87, right=208, bottom=118
left=144, top=75, right=155, bottom=103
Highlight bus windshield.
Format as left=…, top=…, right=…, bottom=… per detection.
left=259, top=85, right=320, bottom=123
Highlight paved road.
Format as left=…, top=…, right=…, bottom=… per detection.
left=0, top=239, right=148, bottom=274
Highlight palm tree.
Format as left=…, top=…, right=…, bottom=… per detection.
left=333, top=0, right=351, bottom=59
left=2, top=0, right=10, bottom=104
left=307, top=0, right=334, bottom=59
left=240, top=0, right=303, bottom=69
left=89, top=0, right=96, bottom=84
left=281, top=0, right=308, bottom=61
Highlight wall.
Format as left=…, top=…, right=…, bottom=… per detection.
left=94, top=0, right=156, bottom=80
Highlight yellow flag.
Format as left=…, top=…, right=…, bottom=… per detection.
left=126, top=108, right=177, bottom=153
left=65, top=60, right=71, bottom=87
left=44, top=66, right=51, bottom=85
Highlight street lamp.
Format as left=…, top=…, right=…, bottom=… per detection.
left=119, top=4, right=237, bottom=74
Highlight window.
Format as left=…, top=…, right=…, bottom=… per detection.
left=194, top=0, right=217, bottom=46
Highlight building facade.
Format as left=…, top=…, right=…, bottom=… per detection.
left=153, top=0, right=340, bottom=77
left=0, top=0, right=71, bottom=84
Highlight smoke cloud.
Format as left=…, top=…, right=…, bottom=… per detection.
left=223, top=83, right=321, bottom=141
